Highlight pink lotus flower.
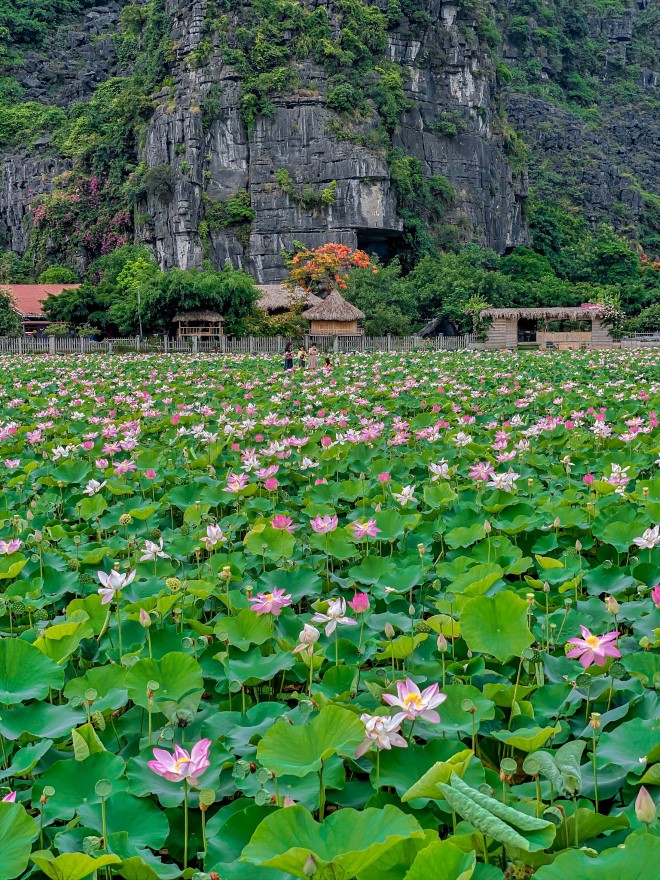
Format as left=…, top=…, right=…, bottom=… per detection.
left=349, top=519, right=380, bottom=539
left=144, top=469, right=157, bottom=479
left=4, top=459, right=19, bottom=469
left=583, top=473, right=594, bottom=486
left=311, top=597, right=358, bottom=636
left=378, top=472, right=391, bottom=483
left=226, top=472, right=249, bottom=493
left=2, top=791, right=16, bottom=802
left=292, top=623, right=320, bottom=656
left=204, top=524, right=226, bottom=549
left=567, top=626, right=621, bottom=668
left=0, top=539, right=22, bottom=555
left=97, top=569, right=136, bottom=605
left=348, top=592, right=370, bottom=614
left=468, top=462, right=495, bottom=482
left=148, top=739, right=211, bottom=785
left=652, top=585, right=660, bottom=608
left=264, top=477, right=279, bottom=491
left=139, top=538, right=169, bottom=562
left=249, top=588, right=292, bottom=616
left=310, top=514, right=338, bottom=534
left=382, top=678, right=446, bottom=723
left=355, top=712, right=408, bottom=758
left=271, top=514, right=296, bottom=533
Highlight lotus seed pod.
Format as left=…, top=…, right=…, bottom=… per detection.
left=119, top=513, right=132, bottom=525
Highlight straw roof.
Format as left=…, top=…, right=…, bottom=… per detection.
left=256, top=284, right=321, bottom=313
left=481, top=306, right=606, bottom=320
left=302, top=289, right=365, bottom=321
left=173, top=310, right=224, bottom=323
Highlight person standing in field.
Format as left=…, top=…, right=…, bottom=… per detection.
left=298, top=345, right=307, bottom=369
left=284, top=343, right=294, bottom=371
left=308, top=344, right=319, bottom=369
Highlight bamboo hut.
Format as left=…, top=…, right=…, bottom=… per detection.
left=302, top=289, right=365, bottom=336
left=173, top=310, right=224, bottom=341
left=480, top=306, right=614, bottom=350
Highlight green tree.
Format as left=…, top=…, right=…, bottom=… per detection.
left=38, top=266, right=79, bottom=284
left=0, top=286, right=22, bottom=335
left=140, top=265, right=259, bottom=336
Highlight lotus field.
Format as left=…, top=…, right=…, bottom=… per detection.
left=0, top=349, right=659, bottom=880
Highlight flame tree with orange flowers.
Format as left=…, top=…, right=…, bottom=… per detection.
left=285, top=243, right=375, bottom=296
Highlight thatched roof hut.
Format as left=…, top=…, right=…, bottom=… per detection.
left=480, top=306, right=606, bottom=321
left=479, top=305, right=613, bottom=350
left=173, top=310, right=224, bottom=340
left=256, top=284, right=321, bottom=314
left=302, top=289, right=365, bottom=336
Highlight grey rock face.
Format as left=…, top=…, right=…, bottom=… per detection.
left=1, top=0, right=529, bottom=275
left=135, top=0, right=527, bottom=280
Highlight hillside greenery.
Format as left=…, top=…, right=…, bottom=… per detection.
left=0, top=0, right=657, bottom=329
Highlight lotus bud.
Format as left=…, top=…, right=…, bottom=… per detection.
left=34, top=530, right=43, bottom=543
left=384, top=622, right=395, bottom=640
left=484, top=519, right=492, bottom=533
left=303, top=854, right=317, bottom=877
left=635, top=785, right=656, bottom=826
left=589, top=712, right=601, bottom=730
left=543, top=581, right=550, bottom=593
left=575, top=539, right=582, bottom=552
left=553, top=517, right=560, bottom=529
left=437, top=633, right=448, bottom=653
left=604, top=595, right=620, bottom=615
left=139, top=608, right=152, bottom=628
left=417, top=543, right=425, bottom=556
left=643, top=486, right=649, bottom=498
left=408, top=604, right=415, bottom=617
left=26, top=510, right=33, bottom=521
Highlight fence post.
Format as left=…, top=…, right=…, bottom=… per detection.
left=387, top=333, right=392, bottom=352
left=192, top=336, right=199, bottom=354
left=135, top=336, right=140, bottom=351
left=276, top=335, right=282, bottom=353
left=164, top=335, right=169, bottom=352
left=108, top=340, right=113, bottom=355
left=220, top=334, right=226, bottom=353
left=17, top=336, right=23, bottom=355
left=249, top=335, right=255, bottom=354
left=333, top=336, right=339, bottom=354
left=48, top=336, right=55, bottom=355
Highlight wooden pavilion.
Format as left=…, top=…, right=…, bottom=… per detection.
left=479, top=306, right=614, bottom=350
left=173, top=310, right=224, bottom=341
left=302, top=289, right=365, bottom=336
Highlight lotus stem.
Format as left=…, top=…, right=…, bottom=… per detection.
left=183, top=779, right=189, bottom=870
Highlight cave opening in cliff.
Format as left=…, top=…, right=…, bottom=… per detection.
left=356, top=230, right=405, bottom=265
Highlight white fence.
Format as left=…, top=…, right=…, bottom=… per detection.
left=620, top=333, right=660, bottom=349
left=0, top=333, right=477, bottom=356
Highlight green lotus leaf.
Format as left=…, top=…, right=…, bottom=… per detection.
left=0, top=639, right=64, bottom=704
left=214, top=609, right=272, bottom=651
left=438, top=773, right=556, bottom=853
left=241, top=804, right=425, bottom=878
left=0, top=738, right=52, bottom=781
left=35, top=752, right=127, bottom=822
left=402, top=749, right=474, bottom=802
left=30, top=851, right=121, bottom=880
left=492, top=726, right=560, bottom=753
left=0, top=802, right=39, bottom=880
left=460, top=592, right=534, bottom=662
left=77, top=792, right=169, bottom=851
left=257, top=704, right=364, bottom=777
left=534, top=831, right=659, bottom=880
left=125, top=651, right=203, bottom=720
left=402, top=838, right=476, bottom=880
left=34, top=620, right=94, bottom=664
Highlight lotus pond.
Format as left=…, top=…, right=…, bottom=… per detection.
left=0, top=349, right=658, bottom=880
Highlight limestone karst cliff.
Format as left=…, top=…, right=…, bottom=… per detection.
left=0, top=0, right=657, bottom=279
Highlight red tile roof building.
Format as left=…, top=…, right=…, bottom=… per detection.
left=1, top=284, right=80, bottom=333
